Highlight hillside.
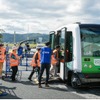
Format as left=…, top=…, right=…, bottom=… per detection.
left=2, top=33, right=49, bottom=43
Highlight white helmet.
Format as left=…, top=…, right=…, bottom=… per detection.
left=12, top=46, right=17, bottom=50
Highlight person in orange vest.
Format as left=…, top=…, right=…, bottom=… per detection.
left=9, top=46, right=20, bottom=82
left=0, top=43, right=6, bottom=84
left=50, top=45, right=60, bottom=77
left=28, top=47, right=41, bottom=81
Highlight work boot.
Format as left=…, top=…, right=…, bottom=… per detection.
left=12, top=78, right=17, bottom=82
left=2, top=76, right=4, bottom=80
left=45, top=84, right=50, bottom=87
left=0, top=77, right=2, bottom=85
left=0, top=81, right=2, bottom=85
left=38, top=84, right=42, bottom=88
left=28, top=78, right=32, bottom=81
left=49, top=74, right=53, bottom=78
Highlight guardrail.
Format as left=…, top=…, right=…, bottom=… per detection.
left=3, top=52, right=34, bottom=80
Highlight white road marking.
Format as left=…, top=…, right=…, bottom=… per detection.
left=53, top=84, right=100, bottom=99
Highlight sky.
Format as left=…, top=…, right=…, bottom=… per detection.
left=0, top=0, right=100, bottom=34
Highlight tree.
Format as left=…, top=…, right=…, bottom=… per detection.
left=0, top=29, right=5, bottom=42
left=0, top=34, right=3, bottom=42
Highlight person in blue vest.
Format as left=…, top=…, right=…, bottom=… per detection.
left=38, top=42, right=52, bottom=88
left=17, top=44, right=23, bottom=65
left=5, top=44, right=9, bottom=54
left=18, top=44, right=23, bottom=57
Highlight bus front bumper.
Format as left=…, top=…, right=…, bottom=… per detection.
left=77, top=73, right=100, bottom=84
left=81, top=78, right=100, bottom=83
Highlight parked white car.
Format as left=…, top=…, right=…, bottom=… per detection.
left=36, top=43, right=44, bottom=49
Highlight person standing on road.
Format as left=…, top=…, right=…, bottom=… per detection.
left=17, top=44, right=23, bottom=65
left=5, top=44, right=9, bottom=54
left=0, top=43, right=6, bottom=84
left=18, top=44, right=23, bottom=57
left=24, top=43, right=31, bottom=54
left=38, top=42, right=52, bottom=88
left=9, top=46, right=20, bottom=82
left=50, top=45, right=60, bottom=77
left=0, top=43, right=7, bottom=96
left=28, top=47, right=41, bottom=81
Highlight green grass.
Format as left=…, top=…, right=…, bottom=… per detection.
left=4, top=43, right=37, bottom=48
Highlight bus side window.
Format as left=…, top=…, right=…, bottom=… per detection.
left=66, top=31, right=73, bottom=62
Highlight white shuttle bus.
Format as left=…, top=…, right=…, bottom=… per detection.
left=49, top=23, right=100, bottom=88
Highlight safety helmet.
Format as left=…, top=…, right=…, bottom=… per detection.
left=12, top=46, right=17, bottom=50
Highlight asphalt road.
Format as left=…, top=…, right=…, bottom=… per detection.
left=1, top=69, right=100, bottom=99
left=0, top=55, right=100, bottom=99
left=0, top=72, right=83, bottom=99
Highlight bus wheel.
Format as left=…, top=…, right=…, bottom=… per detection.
left=71, top=74, right=79, bottom=88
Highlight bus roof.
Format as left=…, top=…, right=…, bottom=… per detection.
left=51, top=23, right=100, bottom=34
left=79, top=24, right=100, bottom=28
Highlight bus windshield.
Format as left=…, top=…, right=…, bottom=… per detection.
left=80, top=25, right=100, bottom=57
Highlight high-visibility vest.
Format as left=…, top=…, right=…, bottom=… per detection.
left=30, top=51, right=40, bottom=67
left=51, top=49, right=58, bottom=65
left=9, top=52, right=19, bottom=67
left=0, top=47, right=6, bottom=62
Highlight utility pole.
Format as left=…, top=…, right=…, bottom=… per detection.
left=27, top=24, right=29, bottom=40
left=14, top=31, right=16, bottom=44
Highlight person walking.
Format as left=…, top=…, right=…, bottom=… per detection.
left=0, top=43, right=6, bottom=84
left=38, top=42, right=52, bottom=88
left=9, top=46, right=20, bottom=82
left=28, top=47, right=41, bottom=81
left=50, top=45, right=60, bottom=77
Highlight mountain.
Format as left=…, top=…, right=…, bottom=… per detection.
left=2, top=33, right=49, bottom=43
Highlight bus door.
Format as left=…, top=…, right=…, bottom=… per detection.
left=65, top=31, right=73, bottom=80
left=56, top=30, right=61, bottom=73
left=59, top=27, right=67, bottom=80
left=59, top=27, right=73, bottom=80
left=49, top=31, right=55, bottom=50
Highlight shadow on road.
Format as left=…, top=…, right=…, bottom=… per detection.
left=41, top=78, right=69, bottom=92
left=64, top=82, right=100, bottom=97
left=42, top=86, right=68, bottom=92
left=2, top=76, right=100, bottom=97
left=2, top=79, right=35, bottom=86
left=74, top=86, right=100, bottom=97
left=0, top=86, right=21, bottom=99
left=48, top=79, right=100, bottom=97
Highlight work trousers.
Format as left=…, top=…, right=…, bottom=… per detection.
left=38, top=63, right=50, bottom=84
left=50, top=64, right=58, bottom=77
left=0, top=62, right=3, bottom=77
left=28, top=67, right=40, bottom=79
left=11, top=66, right=18, bottom=81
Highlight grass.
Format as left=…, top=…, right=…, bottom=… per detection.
left=4, top=43, right=37, bottom=48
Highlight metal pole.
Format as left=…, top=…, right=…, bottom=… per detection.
left=5, top=54, right=10, bottom=77
left=14, top=31, right=16, bottom=44
left=26, top=53, right=28, bottom=71
left=27, top=24, right=29, bottom=40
